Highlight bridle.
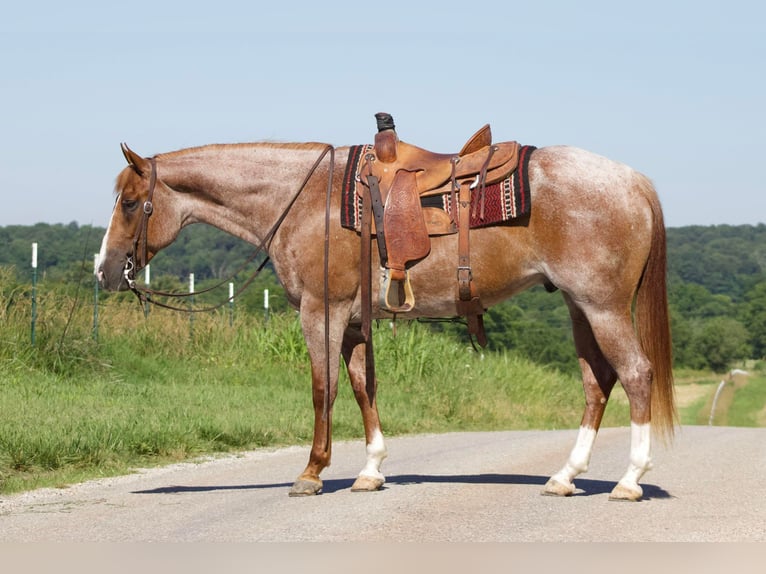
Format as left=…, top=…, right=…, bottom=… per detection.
left=123, top=157, right=158, bottom=291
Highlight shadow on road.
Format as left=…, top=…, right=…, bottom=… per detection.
left=385, top=473, right=672, bottom=499
left=132, top=473, right=671, bottom=499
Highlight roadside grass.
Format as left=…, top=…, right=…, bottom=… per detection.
left=673, top=368, right=766, bottom=426
left=724, top=373, right=766, bottom=427
left=13, top=278, right=766, bottom=495
left=0, top=289, right=634, bottom=495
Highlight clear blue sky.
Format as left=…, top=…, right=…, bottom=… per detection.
left=1, top=0, right=763, bottom=228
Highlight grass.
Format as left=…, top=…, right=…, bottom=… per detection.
left=0, top=276, right=632, bottom=495
left=728, top=375, right=766, bottom=426
left=673, top=367, right=766, bottom=426
left=4, top=270, right=764, bottom=496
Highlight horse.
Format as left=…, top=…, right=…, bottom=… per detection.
left=95, top=128, right=676, bottom=502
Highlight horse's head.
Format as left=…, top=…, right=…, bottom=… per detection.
left=95, top=144, right=182, bottom=291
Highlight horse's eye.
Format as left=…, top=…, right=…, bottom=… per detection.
left=122, top=198, right=139, bottom=211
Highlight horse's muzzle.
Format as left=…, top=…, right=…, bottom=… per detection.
left=95, top=256, right=132, bottom=292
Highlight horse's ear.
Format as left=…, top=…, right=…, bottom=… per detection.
left=120, top=142, right=150, bottom=176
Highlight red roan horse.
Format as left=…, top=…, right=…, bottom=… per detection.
left=96, top=121, right=675, bottom=501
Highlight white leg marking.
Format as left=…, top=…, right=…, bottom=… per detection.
left=615, top=422, right=652, bottom=496
left=544, top=426, right=597, bottom=495
left=359, top=428, right=387, bottom=482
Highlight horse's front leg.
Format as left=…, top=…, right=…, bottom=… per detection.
left=289, top=299, right=346, bottom=497
left=342, top=325, right=387, bottom=492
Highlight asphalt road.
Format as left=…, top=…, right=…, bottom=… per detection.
left=1, top=426, right=764, bottom=542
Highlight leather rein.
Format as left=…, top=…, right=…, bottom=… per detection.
left=123, top=146, right=335, bottom=314
left=122, top=144, right=337, bottom=433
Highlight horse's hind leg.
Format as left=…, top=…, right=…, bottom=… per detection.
left=556, top=301, right=654, bottom=501
left=342, top=325, right=387, bottom=492
left=543, top=295, right=618, bottom=497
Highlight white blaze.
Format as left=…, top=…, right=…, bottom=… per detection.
left=95, top=199, right=119, bottom=280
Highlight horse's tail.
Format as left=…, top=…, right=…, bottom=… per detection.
left=634, top=174, right=677, bottom=442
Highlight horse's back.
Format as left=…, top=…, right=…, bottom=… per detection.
left=524, top=145, right=658, bottom=301
left=529, top=145, right=655, bottom=219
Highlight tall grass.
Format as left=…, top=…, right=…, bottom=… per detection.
left=726, top=375, right=766, bottom=426
left=0, top=269, right=630, bottom=494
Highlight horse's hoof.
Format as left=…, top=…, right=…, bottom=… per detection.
left=541, top=477, right=575, bottom=497
left=289, top=478, right=323, bottom=497
left=608, top=482, right=643, bottom=502
left=350, top=474, right=385, bottom=492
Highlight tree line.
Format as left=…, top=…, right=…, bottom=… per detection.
left=2, top=222, right=765, bottom=374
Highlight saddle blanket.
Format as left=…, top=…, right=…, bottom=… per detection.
left=341, top=144, right=536, bottom=231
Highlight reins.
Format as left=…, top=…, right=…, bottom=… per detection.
left=131, top=257, right=272, bottom=313
left=125, top=145, right=335, bottom=314
left=124, top=143, right=337, bottom=444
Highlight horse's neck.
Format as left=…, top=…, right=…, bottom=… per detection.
left=160, top=143, right=330, bottom=245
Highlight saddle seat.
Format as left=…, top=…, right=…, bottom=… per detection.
left=359, top=119, right=520, bottom=199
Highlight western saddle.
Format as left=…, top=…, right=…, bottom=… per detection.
left=357, top=112, right=520, bottom=346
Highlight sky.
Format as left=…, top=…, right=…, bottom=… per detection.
left=1, top=0, right=764, bottom=229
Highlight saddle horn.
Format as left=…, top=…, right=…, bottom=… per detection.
left=374, top=112, right=398, bottom=163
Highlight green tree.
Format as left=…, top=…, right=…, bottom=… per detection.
left=668, top=281, right=736, bottom=319
left=669, top=309, right=700, bottom=368
left=741, top=282, right=766, bottom=360
left=482, top=287, right=577, bottom=374
left=693, top=316, right=751, bottom=372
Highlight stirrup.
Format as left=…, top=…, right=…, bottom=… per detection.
left=380, top=268, right=415, bottom=313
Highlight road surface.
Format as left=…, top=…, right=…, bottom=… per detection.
left=1, top=426, right=764, bottom=542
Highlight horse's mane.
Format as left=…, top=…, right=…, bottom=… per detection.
left=155, top=141, right=330, bottom=160
left=113, top=141, right=332, bottom=196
